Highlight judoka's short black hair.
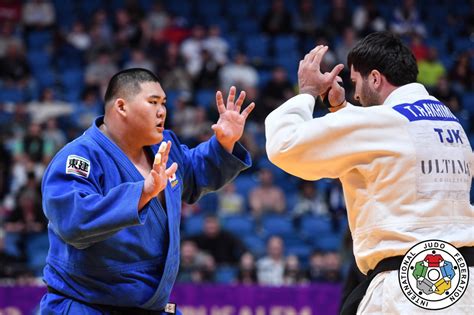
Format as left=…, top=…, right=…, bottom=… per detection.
left=104, top=68, right=160, bottom=106
left=347, top=31, right=418, bottom=86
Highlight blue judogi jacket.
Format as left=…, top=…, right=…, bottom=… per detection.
left=42, top=116, right=251, bottom=310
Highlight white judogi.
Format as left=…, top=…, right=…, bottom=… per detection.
left=265, top=83, right=474, bottom=313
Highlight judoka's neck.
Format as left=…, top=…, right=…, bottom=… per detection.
left=100, top=122, right=146, bottom=163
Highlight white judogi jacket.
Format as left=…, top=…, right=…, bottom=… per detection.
left=265, top=83, right=474, bottom=313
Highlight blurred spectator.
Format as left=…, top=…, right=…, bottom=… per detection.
left=0, top=21, right=22, bottom=58
left=335, top=28, right=358, bottom=67
left=283, top=255, right=307, bottom=285
left=261, top=0, right=293, bottom=36
left=249, top=168, right=286, bottom=217
left=352, top=0, right=386, bottom=38
left=0, top=0, right=22, bottom=24
left=449, top=52, right=473, bottom=92
left=409, top=33, right=429, bottom=61
left=390, top=0, right=426, bottom=37
left=307, top=251, right=342, bottom=283
left=417, top=47, right=446, bottom=89
left=0, top=41, right=31, bottom=85
left=66, top=21, right=91, bottom=51
left=194, top=49, right=220, bottom=90
left=71, top=87, right=103, bottom=131
left=325, top=0, right=352, bottom=39
left=219, top=52, right=258, bottom=93
left=13, top=122, right=53, bottom=164
left=42, top=118, right=66, bottom=155
left=176, top=239, right=215, bottom=283
left=123, top=49, right=155, bottom=72
left=217, top=182, right=245, bottom=216
left=237, top=252, right=258, bottom=285
left=85, top=49, right=119, bottom=95
left=292, top=180, right=328, bottom=224
left=88, top=9, right=114, bottom=55
left=146, top=2, right=169, bottom=33
left=0, top=134, right=12, bottom=199
left=203, top=25, right=228, bottom=65
left=27, top=88, right=73, bottom=124
left=177, top=106, right=212, bottom=147
left=326, top=179, right=346, bottom=228
left=191, top=215, right=246, bottom=265
left=181, top=24, right=206, bottom=78
left=432, top=76, right=470, bottom=131
left=113, top=8, right=142, bottom=49
left=170, top=93, right=196, bottom=135
left=255, top=66, right=295, bottom=123
left=160, top=15, right=190, bottom=45
left=293, top=0, right=318, bottom=41
left=159, top=42, right=192, bottom=92
left=256, top=236, right=285, bottom=286
left=21, top=0, right=55, bottom=31
left=0, top=229, right=32, bottom=279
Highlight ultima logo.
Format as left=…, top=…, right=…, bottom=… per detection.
left=398, top=240, right=469, bottom=310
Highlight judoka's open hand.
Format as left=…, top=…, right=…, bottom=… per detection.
left=212, top=86, right=255, bottom=153
left=139, top=141, right=178, bottom=210
left=298, top=45, right=344, bottom=97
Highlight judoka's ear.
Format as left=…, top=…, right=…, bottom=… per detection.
left=113, top=98, right=127, bottom=117
left=369, top=70, right=383, bottom=90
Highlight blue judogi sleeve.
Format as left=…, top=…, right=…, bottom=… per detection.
left=42, top=146, right=148, bottom=250
left=171, top=133, right=252, bottom=204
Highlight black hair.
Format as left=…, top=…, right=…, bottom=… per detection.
left=103, top=68, right=160, bottom=106
left=347, top=31, right=418, bottom=86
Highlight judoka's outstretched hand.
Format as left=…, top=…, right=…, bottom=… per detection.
left=139, top=141, right=178, bottom=210
left=298, top=45, right=344, bottom=97
left=212, top=86, right=255, bottom=153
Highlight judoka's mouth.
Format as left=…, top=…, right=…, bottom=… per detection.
left=156, top=122, right=164, bottom=132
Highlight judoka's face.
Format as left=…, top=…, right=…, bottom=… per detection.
left=128, top=81, right=167, bottom=144
left=350, top=66, right=381, bottom=107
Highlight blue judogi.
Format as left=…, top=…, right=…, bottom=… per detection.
left=40, top=116, right=251, bottom=313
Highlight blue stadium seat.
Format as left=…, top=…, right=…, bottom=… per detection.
left=215, top=265, right=238, bottom=284
left=286, top=242, right=313, bottom=268
left=300, top=215, right=333, bottom=238
left=233, top=173, right=258, bottom=199
left=195, top=89, right=215, bottom=108
left=462, top=92, right=474, bottom=113
left=241, top=233, right=266, bottom=258
left=244, top=34, right=270, bottom=62
left=221, top=214, right=256, bottom=235
left=183, top=214, right=206, bottom=236
left=273, top=35, right=298, bottom=56
left=261, top=214, right=295, bottom=238
left=25, top=233, right=49, bottom=276
left=26, top=31, right=53, bottom=50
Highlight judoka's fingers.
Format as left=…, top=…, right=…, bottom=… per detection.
left=161, top=141, right=172, bottom=166
left=215, top=91, right=226, bottom=114
left=240, top=102, right=255, bottom=120
left=226, top=86, right=236, bottom=110
left=235, top=91, right=246, bottom=113
left=165, top=162, right=178, bottom=178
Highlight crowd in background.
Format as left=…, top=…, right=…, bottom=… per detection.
left=0, top=0, right=473, bottom=287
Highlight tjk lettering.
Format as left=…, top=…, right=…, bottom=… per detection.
left=433, top=128, right=463, bottom=144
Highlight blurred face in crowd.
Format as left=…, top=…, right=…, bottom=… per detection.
left=267, top=236, right=283, bottom=260
left=203, top=217, right=220, bottom=237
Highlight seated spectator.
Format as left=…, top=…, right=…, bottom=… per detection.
left=123, top=49, right=155, bottom=72
left=249, top=168, right=286, bottom=217
left=352, top=0, right=386, bottom=38
left=84, top=49, right=119, bottom=96
left=194, top=49, right=220, bottom=90
left=283, top=255, right=307, bottom=285
left=13, top=122, right=53, bottom=164
left=71, top=87, right=103, bottom=131
left=217, top=182, right=245, bottom=216
left=0, top=0, right=22, bottom=25
left=42, top=118, right=66, bottom=155
left=113, top=8, right=142, bottom=49
left=257, top=236, right=285, bottom=286
left=0, top=41, right=31, bottom=86
left=237, top=252, right=258, bottom=285
left=146, top=2, right=169, bottom=33
left=158, top=42, right=192, bottom=93
left=307, top=250, right=342, bottom=283
left=203, top=25, right=228, bottom=66
left=417, top=47, right=446, bottom=89
left=261, top=0, right=293, bottom=35
left=293, top=0, right=319, bottom=41
left=409, top=33, right=429, bottom=62
left=219, top=52, right=258, bottom=97
left=27, top=88, right=73, bottom=125
left=66, top=21, right=91, bottom=51
left=324, top=0, right=352, bottom=39
left=0, top=229, right=32, bottom=279
left=191, top=215, right=246, bottom=265
left=449, top=52, right=473, bottom=92
left=335, top=28, right=358, bottom=67
left=0, top=21, right=23, bottom=58
left=390, top=0, right=426, bottom=37
left=292, top=180, right=328, bottom=226
left=254, top=66, right=295, bottom=123
left=180, top=24, right=206, bottom=78
left=176, top=239, right=215, bottom=283
left=22, top=0, right=55, bottom=31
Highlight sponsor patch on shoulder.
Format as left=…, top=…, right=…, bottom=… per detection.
left=66, top=155, right=91, bottom=178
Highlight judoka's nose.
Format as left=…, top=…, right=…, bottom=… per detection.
left=156, top=104, right=166, bottom=118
